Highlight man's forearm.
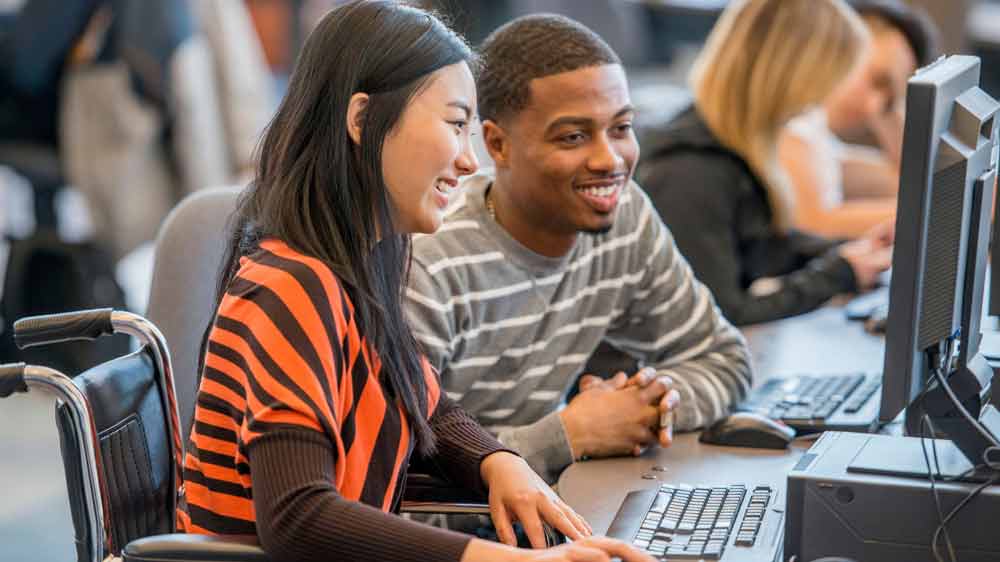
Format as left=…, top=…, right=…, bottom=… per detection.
left=495, top=411, right=575, bottom=484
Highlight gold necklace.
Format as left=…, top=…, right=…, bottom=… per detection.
left=485, top=188, right=497, bottom=221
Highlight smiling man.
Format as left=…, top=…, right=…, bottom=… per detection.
left=405, top=14, right=752, bottom=483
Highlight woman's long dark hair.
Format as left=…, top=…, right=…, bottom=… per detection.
left=205, top=1, right=472, bottom=455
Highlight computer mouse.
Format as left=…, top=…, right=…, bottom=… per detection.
left=844, top=286, right=889, bottom=321
left=699, top=412, right=796, bottom=449
left=864, top=303, right=889, bottom=335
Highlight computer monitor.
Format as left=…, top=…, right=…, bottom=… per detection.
left=878, top=55, right=1000, bottom=469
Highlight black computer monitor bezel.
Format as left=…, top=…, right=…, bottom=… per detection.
left=879, top=55, right=999, bottom=427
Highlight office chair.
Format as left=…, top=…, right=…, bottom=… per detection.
left=144, top=186, right=500, bottom=517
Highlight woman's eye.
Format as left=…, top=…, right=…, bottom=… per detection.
left=449, top=120, right=468, bottom=133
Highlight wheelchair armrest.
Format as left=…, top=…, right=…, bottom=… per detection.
left=122, top=533, right=271, bottom=562
left=401, top=472, right=490, bottom=514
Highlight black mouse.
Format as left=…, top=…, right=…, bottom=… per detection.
left=699, top=412, right=796, bottom=449
left=864, top=303, right=889, bottom=335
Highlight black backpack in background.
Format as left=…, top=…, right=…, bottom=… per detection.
left=0, top=231, right=131, bottom=374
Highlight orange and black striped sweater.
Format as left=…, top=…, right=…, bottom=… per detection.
left=180, top=239, right=509, bottom=562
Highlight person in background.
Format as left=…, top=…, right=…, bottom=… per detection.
left=1, top=0, right=273, bottom=260
left=182, top=3, right=651, bottom=562
left=406, top=13, right=751, bottom=485
left=639, top=0, right=893, bottom=327
left=191, top=0, right=275, bottom=182
left=780, top=0, right=939, bottom=239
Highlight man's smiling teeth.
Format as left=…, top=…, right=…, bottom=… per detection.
left=578, top=185, right=617, bottom=197
left=436, top=181, right=449, bottom=193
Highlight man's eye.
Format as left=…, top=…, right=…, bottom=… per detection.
left=561, top=133, right=586, bottom=144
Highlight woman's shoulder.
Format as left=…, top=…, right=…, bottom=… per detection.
left=638, top=143, right=754, bottom=202
left=228, top=239, right=356, bottom=326
left=641, top=108, right=754, bottom=184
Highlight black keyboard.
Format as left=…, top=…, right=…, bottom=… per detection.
left=628, top=484, right=773, bottom=560
left=735, top=373, right=881, bottom=431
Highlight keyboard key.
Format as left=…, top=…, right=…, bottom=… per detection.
left=650, top=491, right=671, bottom=513
left=704, top=543, right=724, bottom=558
left=665, top=551, right=712, bottom=560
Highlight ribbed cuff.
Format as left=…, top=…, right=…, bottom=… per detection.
left=495, top=411, right=575, bottom=484
left=432, top=407, right=516, bottom=493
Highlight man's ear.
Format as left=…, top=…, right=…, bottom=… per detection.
left=482, top=119, right=510, bottom=167
left=346, top=93, right=369, bottom=145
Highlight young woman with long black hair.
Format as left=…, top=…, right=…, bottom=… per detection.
left=180, top=2, right=652, bottom=562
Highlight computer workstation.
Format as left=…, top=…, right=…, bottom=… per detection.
left=561, top=54, right=1000, bottom=562
left=786, top=52, right=1000, bottom=562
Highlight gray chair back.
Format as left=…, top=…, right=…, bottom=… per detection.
left=145, top=186, right=242, bottom=443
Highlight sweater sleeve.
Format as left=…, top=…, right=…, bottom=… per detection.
left=602, top=186, right=752, bottom=430
left=248, top=429, right=473, bottom=562
left=640, top=151, right=857, bottom=327
left=423, top=392, right=518, bottom=494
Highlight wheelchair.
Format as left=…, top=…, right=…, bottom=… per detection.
left=1, top=308, right=509, bottom=561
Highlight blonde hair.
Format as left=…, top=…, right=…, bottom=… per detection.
left=690, top=0, right=869, bottom=231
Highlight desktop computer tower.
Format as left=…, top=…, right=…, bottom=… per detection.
left=785, top=431, right=1000, bottom=562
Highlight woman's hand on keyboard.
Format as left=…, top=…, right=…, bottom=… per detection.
left=481, top=451, right=592, bottom=547
left=520, top=537, right=657, bottom=562
left=461, top=536, right=656, bottom=562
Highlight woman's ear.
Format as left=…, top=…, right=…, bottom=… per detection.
left=347, top=93, right=370, bottom=145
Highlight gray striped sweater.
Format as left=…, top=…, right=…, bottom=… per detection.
left=406, top=171, right=752, bottom=482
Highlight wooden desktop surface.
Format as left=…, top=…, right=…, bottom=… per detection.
left=557, top=304, right=886, bottom=534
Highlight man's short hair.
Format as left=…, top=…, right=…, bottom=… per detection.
left=848, top=0, right=940, bottom=66
left=476, top=14, right=621, bottom=123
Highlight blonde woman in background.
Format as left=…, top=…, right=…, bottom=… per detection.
left=638, top=0, right=893, bottom=326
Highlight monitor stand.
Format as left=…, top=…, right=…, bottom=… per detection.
left=851, top=408, right=1000, bottom=483
left=980, top=329, right=1000, bottom=361
left=848, top=434, right=986, bottom=482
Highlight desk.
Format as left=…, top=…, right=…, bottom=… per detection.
left=557, top=305, right=885, bottom=534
